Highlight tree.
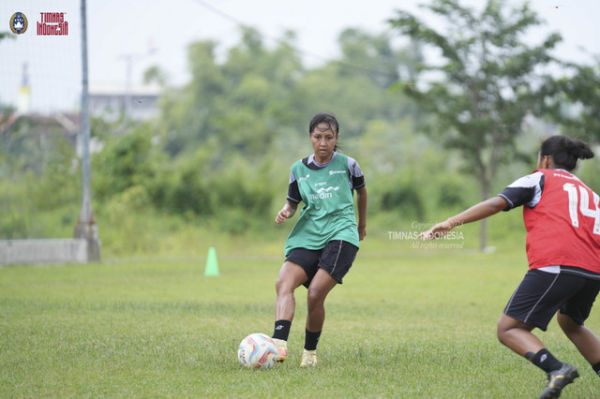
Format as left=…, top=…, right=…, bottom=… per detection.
left=143, top=65, right=169, bottom=87
left=156, top=27, right=306, bottom=158
left=293, top=28, right=421, bottom=138
left=92, top=125, right=161, bottom=200
left=0, top=32, right=15, bottom=41
left=539, top=61, right=600, bottom=143
left=389, top=0, right=562, bottom=250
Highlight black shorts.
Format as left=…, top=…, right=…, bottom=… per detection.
left=286, top=240, right=359, bottom=288
left=504, top=269, right=600, bottom=331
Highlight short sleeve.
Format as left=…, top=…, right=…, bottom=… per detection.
left=498, top=171, right=545, bottom=210
left=346, top=156, right=365, bottom=190
left=287, top=170, right=302, bottom=204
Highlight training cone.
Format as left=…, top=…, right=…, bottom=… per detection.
left=204, top=246, right=219, bottom=276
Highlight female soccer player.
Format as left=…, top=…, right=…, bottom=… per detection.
left=420, top=135, right=600, bottom=398
left=271, top=112, right=367, bottom=367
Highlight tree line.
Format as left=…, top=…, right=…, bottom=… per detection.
left=1, top=0, right=599, bottom=250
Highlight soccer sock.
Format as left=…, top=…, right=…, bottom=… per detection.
left=272, top=320, right=291, bottom=341
left=304, top=329, right=321, bottom=351
left=592, top=362, right=600, bottom=378
left=525, top=349, right=562, bottom=373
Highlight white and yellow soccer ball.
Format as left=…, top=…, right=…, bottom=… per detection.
left=238, top=333, right=278, bottom=369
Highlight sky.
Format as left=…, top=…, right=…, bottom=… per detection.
left=1, top=0, right=599, bottom=113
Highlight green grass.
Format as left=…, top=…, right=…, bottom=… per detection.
left=1, top=243, right=599, bottom=398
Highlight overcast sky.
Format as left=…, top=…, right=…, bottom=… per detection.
left=1, top=0, right=599, bottom=113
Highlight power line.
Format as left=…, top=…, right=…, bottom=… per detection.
left=191, top=0, right=402, bottom=81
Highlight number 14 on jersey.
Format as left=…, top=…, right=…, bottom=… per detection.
left=563, top=183, right=600, bottom=235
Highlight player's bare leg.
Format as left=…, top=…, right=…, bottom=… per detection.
left=306, top=269, right=337, bottom=331
left=497, top=314, right=579, bottom=398
left=275, top=261, right=307, bottom=321
left=302, top=268, right=337, bottom=367
left=557, top=312, right=600, bottom=365
left=497, top=314, right=544, bottom=355
left=273, top=261, right=307, bottom=362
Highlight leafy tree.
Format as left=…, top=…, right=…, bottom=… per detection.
left=92, top=124, right=164, bottom=200
left=539, top=62, right=600, bottom=143
left=337, top=28, right=420, bottom=90
left=156, top=26, right=420, bottom=158
left=0, top=107, right=81, bottom=238
left=157, top=40, right=225, bottom=156
left=293, top=28, right=421, bottom=138
left=0, top=32, right=15, bottom=41
left=157, top=27, right=305, bottom=158
left=389, top=0, right=562, bottom=250
left=143, top=65, right=169, bottom=87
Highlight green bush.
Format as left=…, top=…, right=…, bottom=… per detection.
left=168, top=168, right=213, bottom=216
left=92, top=129, right=157, bottom=200
left=379, top=180, right=425, bottom=220
left=436, top=175, right=469, bottom=208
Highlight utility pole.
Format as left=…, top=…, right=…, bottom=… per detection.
left=74, top=0, right=100, bottom=261
left=118, top=42, right=157, bottom=118
left=118, top=53, right=136, bottom=117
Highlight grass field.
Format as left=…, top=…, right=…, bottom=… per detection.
left=1, top=240, right=599, bottom=398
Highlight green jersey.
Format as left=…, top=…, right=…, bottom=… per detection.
left=284, top=152, right=365, bottom=256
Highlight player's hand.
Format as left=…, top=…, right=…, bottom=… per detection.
left=418, top=221, right=452, bottom=241
left=358, top=225, right=367, bottom=241
left=275, top=208, right=290, bottom=224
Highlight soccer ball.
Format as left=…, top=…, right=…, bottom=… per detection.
left=238, top=333, right=278, bottom=369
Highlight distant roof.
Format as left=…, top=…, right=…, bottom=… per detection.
left=0, top=112, right=81, bottom=134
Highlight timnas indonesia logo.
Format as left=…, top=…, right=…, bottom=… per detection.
left=37, top=12, right=68, bottom=36
left=9, top=12, right=68, bottom=36
left=10, top=12, right=28, bottom=34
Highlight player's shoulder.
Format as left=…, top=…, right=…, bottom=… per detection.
left=536, top=168, right=584, bottom=187
left=290, top=156, right=314, bottom=176
left=335, top=152, right=360, bottom=166
left=291, top=156, right=309, bottom=168
left=508, top=170, right=544, bottom=188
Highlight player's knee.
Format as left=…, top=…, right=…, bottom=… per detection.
left=306, top=288, right=324, bottom=307
left=496, top=324, right=507, bottom=344
left=496, top=320, right=512, bottom=344
left=275, top=277, right=291, bottom=295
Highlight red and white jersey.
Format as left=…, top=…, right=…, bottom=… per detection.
left=500, top=168, right=600, bottom=272
left=510, top=169, right=600, bottom=273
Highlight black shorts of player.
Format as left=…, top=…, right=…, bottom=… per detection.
left=285, top=240, right=359, bottom=288
left=504, top=268, right=600, bottom=331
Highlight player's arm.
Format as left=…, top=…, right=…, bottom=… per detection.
left=420, top=196, right=508, bottom=240
left=275, top=200, right=298, bottom=224
left=356, top=186, right=367, bottom=240
left=276, top=171, right=301, bottom=224
left=347, top=156, right=367, bottom=240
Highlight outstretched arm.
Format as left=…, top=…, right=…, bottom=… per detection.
left=420, top=196, right=508, bottom=240
left=275, top=200, right=298, bottom=224
left=356, top=186, right=367, bottom=240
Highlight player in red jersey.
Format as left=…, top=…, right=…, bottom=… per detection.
left=420, top=135, right=600, bottom=399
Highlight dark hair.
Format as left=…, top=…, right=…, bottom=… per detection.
left=540, top=135, right=594, bottom=171
left=309, top=113, right=339, bottom=135
left=309, top=112, right=339, bottom=151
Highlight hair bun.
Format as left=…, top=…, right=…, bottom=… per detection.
left=571, top=139, right=594, bottom=160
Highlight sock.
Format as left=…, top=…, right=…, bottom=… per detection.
left=304, top=329, right=321, bottom=351
left=593, top=362, right=600, bottom=377
left=272, top=320, right=291, bottom=341
left=526, top=349, right=562, bottom=373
